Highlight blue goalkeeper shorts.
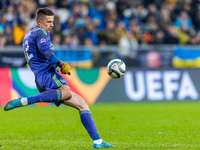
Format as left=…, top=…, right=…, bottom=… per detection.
left=35, top=70, right=68, bottom=106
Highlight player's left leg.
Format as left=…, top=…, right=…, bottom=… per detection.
left=3, top=89, right=66, bottom=111
left=4, top=72, right=69, bottom=111
left=60, top=86, right=115, bottom=148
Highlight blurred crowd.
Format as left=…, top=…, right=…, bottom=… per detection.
left=1, top=0, right=200, bottom=48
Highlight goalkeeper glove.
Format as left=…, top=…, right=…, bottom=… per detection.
left=57, top=61, right=71, bottom=75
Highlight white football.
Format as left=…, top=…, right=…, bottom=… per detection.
left=107, top=59, right=126, bottom=79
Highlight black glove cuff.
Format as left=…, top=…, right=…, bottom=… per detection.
left=57, top=60, right=63, bottom=67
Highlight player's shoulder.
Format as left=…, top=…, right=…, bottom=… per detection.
left=32, top=27, right=49, bottom=38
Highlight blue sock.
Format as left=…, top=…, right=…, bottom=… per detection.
left=80, top=110, right=101, bottom=141
left=27, top=90, right=62, bottom=104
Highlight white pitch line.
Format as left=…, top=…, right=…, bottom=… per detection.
left=0, top=140, right=191, bottom=146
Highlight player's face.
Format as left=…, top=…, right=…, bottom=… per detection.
left=39, top=15, right=54, bottom=32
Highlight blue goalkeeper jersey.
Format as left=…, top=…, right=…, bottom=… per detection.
left=22, top=26, right=56, bottom=78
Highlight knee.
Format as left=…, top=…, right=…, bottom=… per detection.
left=62, top=92, right=72, bottom=100
left=58, top=85, right=72, bottom=100
left=78, top=99, right=90, bottom=111
left=62, top=91, right=72, bottom=100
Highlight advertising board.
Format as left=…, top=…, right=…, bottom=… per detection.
left=0, top=68, right=200, bottom=106
left=97, top=68, right=200, bottom=102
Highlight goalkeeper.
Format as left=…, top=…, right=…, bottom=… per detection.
left=4, top=8, right=115, bottom=149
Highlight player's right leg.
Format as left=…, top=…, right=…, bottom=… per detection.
left=60, top=86, right=115, bottom=148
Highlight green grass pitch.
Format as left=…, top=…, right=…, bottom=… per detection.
left=1, top=101, right=200, bottom=150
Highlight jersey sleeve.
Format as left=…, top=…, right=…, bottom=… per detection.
left=35, top=29, right=51, bottom=54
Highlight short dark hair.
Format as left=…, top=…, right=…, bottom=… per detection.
left=36, top=8, right=54, bottom=21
